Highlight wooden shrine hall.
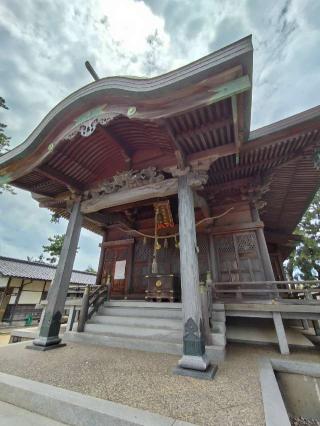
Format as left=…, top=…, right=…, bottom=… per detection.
left=1, top=36, right=320, bottom=377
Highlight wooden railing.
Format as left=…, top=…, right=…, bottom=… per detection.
left=77, top=284, right=110, bottom=332
left=209, top=280, right=320, bottom=302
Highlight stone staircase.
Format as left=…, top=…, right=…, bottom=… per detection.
left=64, top=300, right=226, bottom=362
left=210, top=303, right=226, bottom=347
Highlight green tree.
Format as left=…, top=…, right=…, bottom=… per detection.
left=41, top=213, right=66, bottom=263
left=0, top=97, right=14, bottom=194
left=42, top=234, right=65, bottom=264
left=85, top=265, right=96, bottom=274
left=285, top=190, right=320, bottom=280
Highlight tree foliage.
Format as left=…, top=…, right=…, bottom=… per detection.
left=42, top=234, right=65, bottom=264
left=85, top=265, right=96, bottom=274
left=0, top=96, right=14, bottom=194
left=285, top=190, right=320, bottom=280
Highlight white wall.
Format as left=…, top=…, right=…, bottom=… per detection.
left=0, top=276, right=9, bottom=288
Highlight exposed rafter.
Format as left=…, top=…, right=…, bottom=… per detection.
left=175, top=118, right=233, bottom=147
left=231, top=95, right=242, bottom=151
left=97, top=125, right=131, bottom=169
left=158, top=119, right=186, bottom=169
left=35, top=165, right=84, bottom=192
left=210, top=143, right=312, bottom=181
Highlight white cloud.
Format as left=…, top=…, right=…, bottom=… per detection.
left=0, top=0, right=319, bottom=268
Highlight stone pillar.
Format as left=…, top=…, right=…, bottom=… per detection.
left=251, top=207, right=275, bottom=281
left=175, top=174, right=211, bottom=374
left=31, top=200, right=83, bottom=350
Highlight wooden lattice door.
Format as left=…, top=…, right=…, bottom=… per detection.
left=215, top=232, right=264, bottom=282
left=101, top=239, right=134, bottom=299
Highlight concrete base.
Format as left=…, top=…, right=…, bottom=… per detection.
left=172, top=364, right=218, bottom=380
left=26, top=343, right=66, bottom=351
left=178, top=354, right=209, bottom=371
left=0, top=372, right=195, bottom=426
left=64, top=331, right=226, bottom=363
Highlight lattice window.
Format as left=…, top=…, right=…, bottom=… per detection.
left=134, top=239, right=153, bottom=261
left=197, top=234, right=209, bottom=274
left=198, top=234, right=209, bottom=254
left=236, top=233, right=258, bottom=257
left=216, top=236, right=234, bottom=254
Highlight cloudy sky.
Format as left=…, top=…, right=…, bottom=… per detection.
left=0, top=0, right=319, bottom=270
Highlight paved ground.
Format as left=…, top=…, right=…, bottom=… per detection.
left=0, top=342, right=318, bottom=426
left=0, top=400, right=66, bottom=425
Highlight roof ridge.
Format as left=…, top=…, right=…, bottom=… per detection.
left=0, top=256, right=96, bottom=276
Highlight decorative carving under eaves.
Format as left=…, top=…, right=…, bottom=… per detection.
left=187, top=169, right=208, bottom=188
left=87, top=167, right=165, bottom=198
left=244, top=175, right=271, bottom=210
left=167, top=166, right=208, bottom=188
left=208, top=175, right=271, bottom=209
left=63, top=105, right=137, bottom=140
left=64, top=112, right=121, bottom=140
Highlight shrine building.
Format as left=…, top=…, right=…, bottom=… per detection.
left=1, top=36, right=320, bottom=378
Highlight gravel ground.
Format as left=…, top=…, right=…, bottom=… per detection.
left=290, top=416, right=320, bottom=426
left=0, top=342, right=319, bottom=426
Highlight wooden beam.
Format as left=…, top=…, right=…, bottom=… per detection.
left=98, top=125, right=131, bottom=168
left=51, top=152, right=98, bottom=181
left=207, top=75, right=251, bottom=106
left=81, top=178, right=179, bottom=214
left=194, top=192, right=210, bottom=218
left=246, top=127, right=319, bottom=154
left=210, top=221, right=264, bottom=236
left=210, top=146, right=308, bottom=181
left=35, top=165, right=84, bottom=191
left=158, top=119, right=186, bottom=169
left=231, top=95, right=241, bottom=151
left=206, top=177, right=258, bottom=194
left=86, top=211, right=131, bottom=228
left=187, top=143, right=237, bottom=168
left=175, top=118, right=233, bottom=147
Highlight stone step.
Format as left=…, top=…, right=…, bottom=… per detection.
left=212, top=303, right=225, bottom=311
left=63, top=331, right=225, bottom=363
left=99, top=306, right=183, bottom=319
left=84, top=322, right=182, bottom=342
left=212, top=310, right=226, bottom=322
left=88, top=315, right=182, bottom=330
left=210, top=332, right=226, bottom=346
left=106, top=300, right=182, bottom=309
left=211, top=322, right=226, bottom=334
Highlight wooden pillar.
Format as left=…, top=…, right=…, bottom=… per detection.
left=9, top=279, right=24, bottom=324
left=273, top=312, right=289, bottom=355
left=177, top=174, right=210, bottom=372
left=209, top=235, right=219, bottom=282
left=32, top=200, right=83, bottom=349
left=96, top=230, right=108, bottom=285
left=251, top=207, right=275, bottom=281
left=0, top=277, right=11, bottom=322
left=126, top=240, right=134, bottom=295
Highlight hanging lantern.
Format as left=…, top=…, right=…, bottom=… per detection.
left=174, top=236, right=180, bottom=249
left=155, top=240, right=161, bottom=250
left=164, top=238, right=168, bottom=249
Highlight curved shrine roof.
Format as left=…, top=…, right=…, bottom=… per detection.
left=0, top=35, right=319, bottom=248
